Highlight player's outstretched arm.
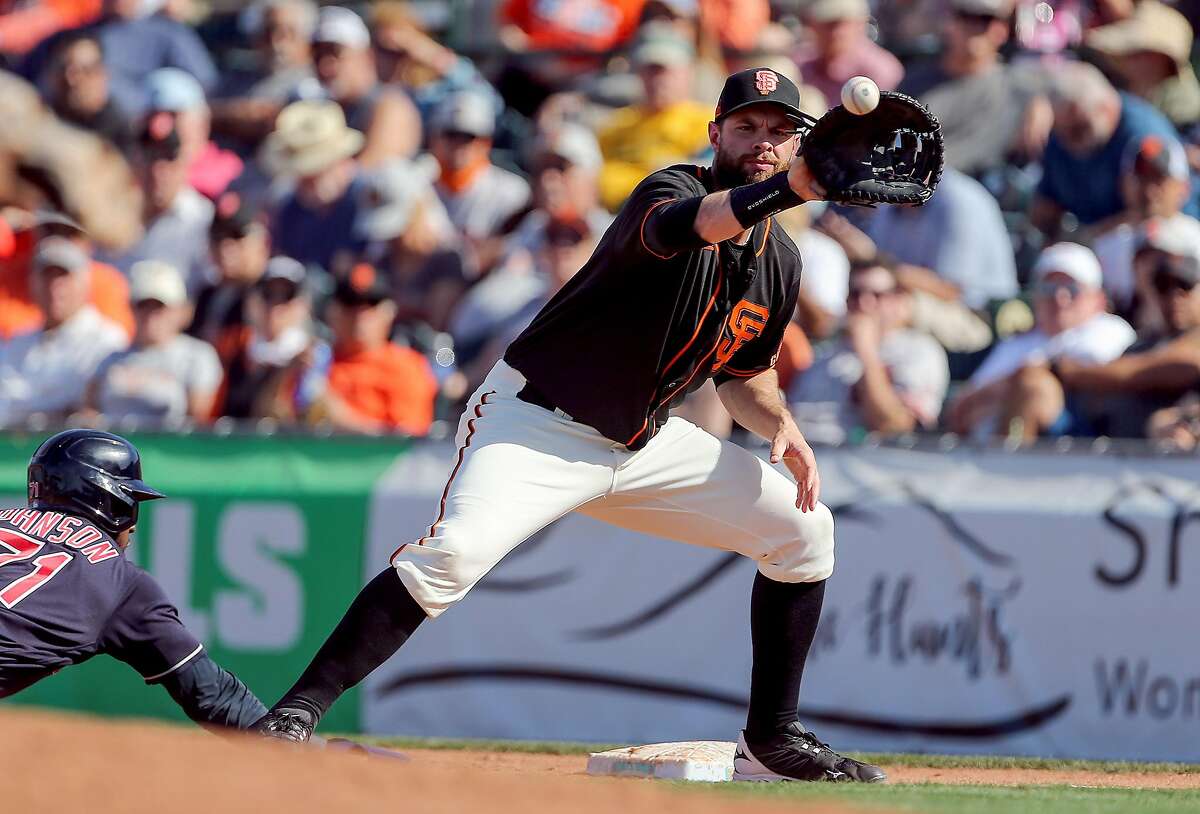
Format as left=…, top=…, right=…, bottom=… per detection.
left=160, top=653, right=268, bottom=730
left=692, top=160, right=825, bottom=245
left=717, top=370, right=820, bottom=513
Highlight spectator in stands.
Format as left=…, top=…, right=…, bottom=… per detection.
left=947, top=243, right=1136, bottom=442
left=788, top=259, right=950, bottom=445
left=509, top=123, right=610, bottom=259
left=430, top=91, right=531, bottom=243
left=450, top=124, right=608, bottom=356
left=1032, top=61, right=1188, bottom=236
left=864, top=167, right=1019, bottom=310
left=1092, top=136, right=1194, bottom=320
left=145, top=68, right=243, bottom=200
left=23, top=0, right=218, bottom=118
left=86, top=260, right=221, bottom=426
left=211, top=0, right=318, bottom=148
left=320, top=263, right=437, bottom=435
left=0, top=236, right=127, bottom=426
left=191, top=192, right=269, bottom=354
left=774, top=206, right=850, bottom=341
left=1085, top=0, right=1200, bottom=128
left=0, top=209, right=133, bottom=340
left=597, top=26, right=711, bottom=211
left=98, top=113, right=213, bottom=292
left=263, top=100, right=365, bottom=273
left=1054, top=221, right=1200, bottom=437
left=217, top=255, right=316, bottom=419
left=310, top=5, right=420, bottom=168
left=43, top=29, right=134, bottom=154
left=794, top=0, right=904, bottom=107
left=455, top=216, right=598, bottom=393
left=370, top=1, right=503, bottom=128
left=899, top=0, right=1050, bottom=176
left=355, top=160, right=468, bottom=332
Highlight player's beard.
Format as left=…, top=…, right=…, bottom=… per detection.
left=712, top=146, right=790, bottom=190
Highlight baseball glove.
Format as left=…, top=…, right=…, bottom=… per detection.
left=800, top=92, right=944, bottom=207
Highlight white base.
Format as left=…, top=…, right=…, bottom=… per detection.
left=586, top=741, right=736, bottom=782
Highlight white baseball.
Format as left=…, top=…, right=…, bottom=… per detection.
left=841, top=75, right=880, bottom=116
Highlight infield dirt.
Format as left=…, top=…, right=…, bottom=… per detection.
left=5, top=707, right=1198, bottom=814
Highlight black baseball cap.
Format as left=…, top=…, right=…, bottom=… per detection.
left=334, top=262, right=391, bottom=306
left=714, top=67, right=806, bottom=125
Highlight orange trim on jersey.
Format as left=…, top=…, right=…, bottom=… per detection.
left=661, top=269, right=722, bottom=377
left=627, top=319, right=727, bottom=448
left=626, top=261, right=725, bottom=447
left=640, top=198, right=678, bottom=260
left=390, top=390, right=495, bottom=563
left=755, top=217, right=771, bottom=257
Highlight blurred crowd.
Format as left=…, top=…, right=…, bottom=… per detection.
left=1, top=0, right=1200, bottom=449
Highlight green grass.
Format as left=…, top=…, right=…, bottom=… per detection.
left=701, top=782, right=1200, bottom=814
left=350, top=735, right=1200, bottom=813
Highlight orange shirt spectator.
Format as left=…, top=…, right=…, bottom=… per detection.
left=0, top=218, right=134, bottom=340
left=501, top=0, right=645, bottom=52
left=324, top=264, right=437, bottom=436
left=0, top=0, right=101, bottom=56
left=327, top=343, right=437, bottom=435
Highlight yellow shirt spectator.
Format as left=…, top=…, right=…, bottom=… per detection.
left=597, top=100, right=714, bottom=211
left=596, top=26, right=712, bottom=211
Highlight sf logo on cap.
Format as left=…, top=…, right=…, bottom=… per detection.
left=755, top=70, right=778, bottom=95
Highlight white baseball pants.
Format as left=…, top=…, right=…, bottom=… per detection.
left=390, top=360, right=836, bottom=618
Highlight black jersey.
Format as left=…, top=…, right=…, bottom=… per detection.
left=505, top=164, right=803, bottom=449
left=0, top=508, right=202, bottom=698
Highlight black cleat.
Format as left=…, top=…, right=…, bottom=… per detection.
left=254, top=708, right=316, bottom=743
left=733, top=722, right=887, bottom=783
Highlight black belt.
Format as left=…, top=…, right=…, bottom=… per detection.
left=516, top=381, right=583, bottom=423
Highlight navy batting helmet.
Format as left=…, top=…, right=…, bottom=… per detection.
left=27, top=430, right=165, bottom=535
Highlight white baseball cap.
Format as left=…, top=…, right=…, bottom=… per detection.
left=1033, top=242, right=1103, bottom=289
left=312, top=5, right=370, bottom=48
left=354, top=159, right=437, bottom=242
left=129, top=260, right=188, bottom=306
left=1141, top=213, right=1200, bottom=261
left=535, top=123, right=603, bottom=174
left=431, top=91, right=496, bottom=138
left=146, top=67, right=207, bottom=113
left=33, top=236, right=89, bottom=274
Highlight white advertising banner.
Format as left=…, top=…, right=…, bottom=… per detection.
left=362, top=441, right=1200, bottom=761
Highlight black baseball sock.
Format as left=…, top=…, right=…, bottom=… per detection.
left=744, top=572, right=826, bottom=742
left=274, top=568, right=427, bottom=723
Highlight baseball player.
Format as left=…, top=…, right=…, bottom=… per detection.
left=256, top=69, right=890, bottom=782
left=0, top=429, right=265, bottom=729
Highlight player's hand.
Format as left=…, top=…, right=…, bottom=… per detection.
left=770, top=423, right=821, bottom=512
left=787, top=158, right=825, bottom=203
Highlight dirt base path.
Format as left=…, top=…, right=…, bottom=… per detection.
left=405, top=748, right=1200, bottom=790
left=0, top=709, right=856, bottom=814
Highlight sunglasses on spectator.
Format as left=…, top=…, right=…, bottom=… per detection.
left=848, top=285, right=899, bottom=302
left=1033, top=279, right=1082, bottom=300
left=312, top=42, right=348, bottom=60
left=952, top=10, right=1001, bottom=28
left=133, top=298, right=168, bottom=311
left=1153, top=268, right=1200, bottom=296
left=260, top=282, right=300, bottom=305
left=441, top=130, right=481, bottom=144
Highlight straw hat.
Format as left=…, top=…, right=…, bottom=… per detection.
left=262, top=100, right=364, bottom=178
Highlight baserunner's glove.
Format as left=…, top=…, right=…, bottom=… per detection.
left=800, top=92, right=944, bottom=207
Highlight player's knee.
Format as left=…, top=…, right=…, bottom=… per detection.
left=758, top=502, right=835, bottom=582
